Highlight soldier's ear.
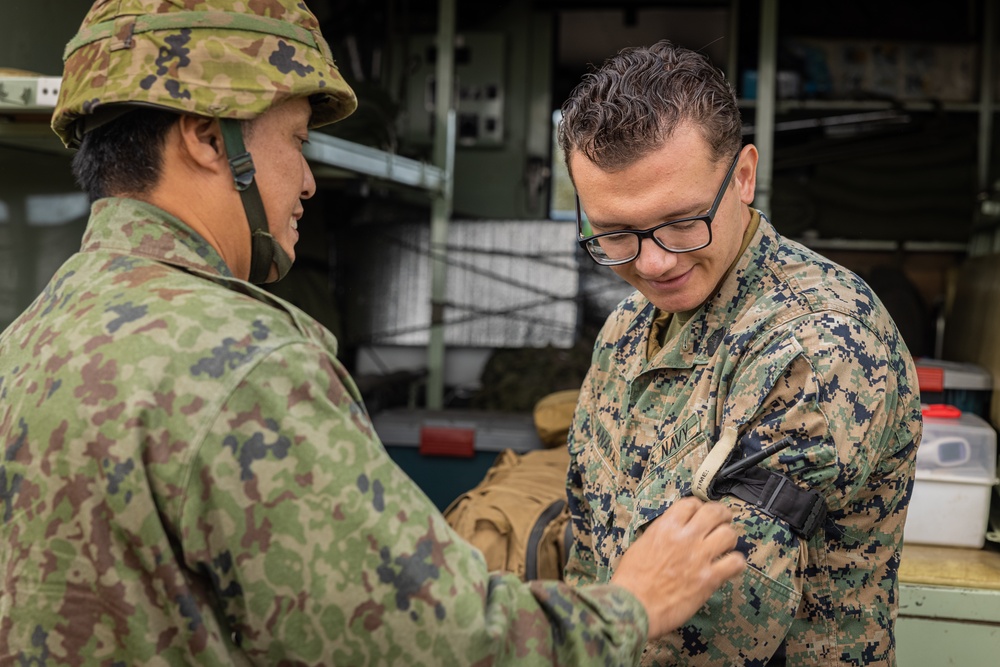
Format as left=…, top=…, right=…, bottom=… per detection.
left=175, top=115, right=228, bottom=172
left=734, top=145, right=758, bottom=205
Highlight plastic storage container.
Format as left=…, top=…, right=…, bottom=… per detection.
left=903, top=411, right=999, bottom=548
left=372, top=409, right=544, bottom=511
left=915, top=358, right=993, bottom=419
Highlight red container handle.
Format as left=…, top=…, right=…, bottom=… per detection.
left=921, top=403, right=962, bottom=419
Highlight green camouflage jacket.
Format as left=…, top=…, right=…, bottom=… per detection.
left=0, top=197, right=648, bottom=666
left=565, top=213, right=922, bottom=667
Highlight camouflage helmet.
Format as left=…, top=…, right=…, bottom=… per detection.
left=52, top=0, right=358, bottom=148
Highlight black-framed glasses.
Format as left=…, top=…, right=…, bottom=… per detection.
left=576, top=150, right=741, bottom=266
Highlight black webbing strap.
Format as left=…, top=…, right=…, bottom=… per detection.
left=524, top=499, right=567, bottom=581
left=563, top=520, right=573, bottom=572
left=219, top=118, right=290, bottom=284
left=710, top=466, right=827, bottom=539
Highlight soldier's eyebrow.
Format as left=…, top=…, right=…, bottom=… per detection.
left=588, top=199, right=708, bottom=231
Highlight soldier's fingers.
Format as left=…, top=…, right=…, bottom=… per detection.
left=684, top=498, right=736, bottom=536
left=712, top=551, right=747, bottom=582
left=656, top=495, right=704, bottom=526
left=704, top=519, right=740, bottom=555
left=646, top=496, right=704, bottom=534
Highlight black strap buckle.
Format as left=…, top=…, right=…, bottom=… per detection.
left=707, top=437, right=828, bottom=540
left=797, top=488, right=828, bottom=539
left=229, top=151, right=256, bottom=191
left=757, top=473, right=827, bottom=539
left=760, top=474, right=791, bottom=516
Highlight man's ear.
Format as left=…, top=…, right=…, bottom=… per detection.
left=175, top=114, right=228, bottom=172
left=735, top=144, right=758, bottom=206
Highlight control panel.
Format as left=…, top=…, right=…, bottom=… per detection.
left=402, top=33, right=505, bottom=148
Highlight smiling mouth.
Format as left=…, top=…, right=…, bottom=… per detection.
left=647, top=268, right=691, bottom=287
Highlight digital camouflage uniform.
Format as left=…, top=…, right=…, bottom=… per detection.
left=0, top=198, right=650, bottom=665
left=566, top=211, right=922, bottom=666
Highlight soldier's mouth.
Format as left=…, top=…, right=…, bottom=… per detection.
left=647, top=268, right=693, bottom=290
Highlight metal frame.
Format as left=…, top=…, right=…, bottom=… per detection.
left=303, top=134, right=445, bottom=192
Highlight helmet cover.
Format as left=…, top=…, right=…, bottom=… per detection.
left=53, top=0, right=358, bottom=147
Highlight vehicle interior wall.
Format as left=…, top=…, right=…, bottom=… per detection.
left=737, top=0, right=984, bottom=361
left=944, top=256, right=1000, bottom=427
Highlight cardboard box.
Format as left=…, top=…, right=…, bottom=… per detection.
left=903, top=411, right=998, bottom=548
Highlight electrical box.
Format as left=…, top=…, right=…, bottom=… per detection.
left=402, top=32, right=505, bottom=148
left=0, top=74, right=61, bottom=110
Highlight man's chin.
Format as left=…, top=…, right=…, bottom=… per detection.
left=637, top=286, right=689, bottom=314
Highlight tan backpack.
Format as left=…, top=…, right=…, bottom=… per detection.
left=443, top=446, right=572, bottom=581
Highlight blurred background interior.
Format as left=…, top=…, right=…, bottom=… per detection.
left=5, top=0, right=999, bottom=407
left=7, top=0, right=998, bottom=414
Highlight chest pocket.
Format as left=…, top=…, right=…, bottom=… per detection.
left=581, top=408, right=715, bottom=568
left=628, top=412, right=711, bottom=543
left=576, top=426, right=624, bottom=565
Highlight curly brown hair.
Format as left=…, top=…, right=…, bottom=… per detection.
left=558, top=40, right=742, bottom=174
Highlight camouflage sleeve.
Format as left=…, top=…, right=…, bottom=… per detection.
left=564, top=363, right=599, bottom=589
left=179, top=342, right=649, bottom=666
left=644, top=312, right=914, bottom=666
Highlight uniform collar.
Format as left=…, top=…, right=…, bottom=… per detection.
left=80, top=197, right=234, bottom=278
left=618, top=209, right=778, bottom=379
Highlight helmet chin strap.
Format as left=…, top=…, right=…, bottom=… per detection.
left=219, top=118, right=293, bottom=284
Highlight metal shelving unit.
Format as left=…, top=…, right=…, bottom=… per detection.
left=304, top=134, right=445, bottom=192
left=750, top=0, right=998, bottom=212
left=0, top=17, right=460, bottom=408
left=0, top=78, right=449, bottom=194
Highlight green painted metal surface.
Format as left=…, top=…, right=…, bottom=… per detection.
left=898, top=584, right=1000, bottom=666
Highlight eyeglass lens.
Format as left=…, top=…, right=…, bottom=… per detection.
left=585, top=219, right=711, bottom=262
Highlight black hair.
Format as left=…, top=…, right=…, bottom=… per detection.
left=72, top=108, right=180, bottom=202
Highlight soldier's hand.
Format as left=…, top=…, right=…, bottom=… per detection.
left=610, top=496, right=745, bottom=640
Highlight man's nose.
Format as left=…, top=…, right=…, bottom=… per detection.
left=302, top=156, right=317, bottom=200
left=632, top=236, right=678, bottom=275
